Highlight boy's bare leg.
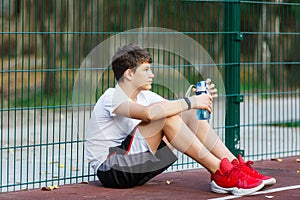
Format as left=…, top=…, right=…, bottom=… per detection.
left=138, top=115, right=221, bottom=173
left=181, top=109, right=236, bottom=162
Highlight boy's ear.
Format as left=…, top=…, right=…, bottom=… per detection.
left=123, top=68, right=134, bottom=80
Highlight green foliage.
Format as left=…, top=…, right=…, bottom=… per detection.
left=267, top=121, right=300, bottom=127
left=11, top=90, right=72, bottom=109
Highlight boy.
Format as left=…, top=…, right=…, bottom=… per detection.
left=86, top=44, right=275, bottom=195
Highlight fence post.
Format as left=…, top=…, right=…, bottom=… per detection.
left=223, top=0, right=244, bottom=156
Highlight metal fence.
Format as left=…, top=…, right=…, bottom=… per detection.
left=1, top=0, right=300, bottom=192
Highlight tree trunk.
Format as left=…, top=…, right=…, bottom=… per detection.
left=37, top=0, right=65, bottom=95
left=254, top=1, right=284, bottom=89
left=66, top=0, right=105, bottom=67
left=17, top=0, right=42, bottom=55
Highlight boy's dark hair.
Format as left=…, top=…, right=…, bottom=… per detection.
left=111, top=44, right=152, bottom=81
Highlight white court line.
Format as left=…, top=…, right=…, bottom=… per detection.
left=208, top=185, right=300, bottom=200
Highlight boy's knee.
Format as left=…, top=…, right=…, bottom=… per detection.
left=181, top=109, right=196, bottom=123
left=164, top=115, right=183, bottom=129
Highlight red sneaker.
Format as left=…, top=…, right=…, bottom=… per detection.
left=211, top=158, right=264, bottom=196
left=232, top=155, right=276, bottom=186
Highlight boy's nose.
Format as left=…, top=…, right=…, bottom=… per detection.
left=150, top=71, right=155, bottom=78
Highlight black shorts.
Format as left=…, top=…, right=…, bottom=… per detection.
left=97, top=134, right=177, bottom=188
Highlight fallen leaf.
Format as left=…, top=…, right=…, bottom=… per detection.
left=41, top=185, right=59, bottom=191
left=265, top=195, right=274, bottom=199
left=41, top=187, right=50, bottom=191
left=52, top=185, right=59, bottom=189
left=166, top=179, right=173, bottom=185
left=296, top=159, right=300, bottom=162
left=271, top=158, right=283, bottom=162
left=297, top=170, right=300, bottom=174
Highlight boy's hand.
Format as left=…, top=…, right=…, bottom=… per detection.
left=191, top=78, right=218, bottom=98
left=190, top=93, right=213, bottom=113
left=206, top=78, right=218, bottom=98
left=189, top=78, right=217, bottom=113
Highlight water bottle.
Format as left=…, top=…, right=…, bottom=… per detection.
left=196, top=81, right=211, bottom=120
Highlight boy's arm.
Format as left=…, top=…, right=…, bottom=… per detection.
left=113, top=94, right=212, bottom=123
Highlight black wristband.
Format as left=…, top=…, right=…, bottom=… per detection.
left=184, top=97, right=191, bottom=110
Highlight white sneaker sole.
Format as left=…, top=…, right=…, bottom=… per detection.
left=211, top=181, right=265, bottom=196
left=263, top=177, right=276, bottom=186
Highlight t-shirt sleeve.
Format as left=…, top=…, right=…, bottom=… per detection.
left=102, top=86, right=165, bottom=117
left=144, top=90, right=166, bottom=104
left=104, top=85, right=131, bottom=116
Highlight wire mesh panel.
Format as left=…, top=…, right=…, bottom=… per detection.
left=240, top=0, right=300, bottom=160
left=0, top=0, right=299, bottom=192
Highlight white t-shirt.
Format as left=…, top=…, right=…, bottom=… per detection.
left=85, top=84, right=165, bottom=172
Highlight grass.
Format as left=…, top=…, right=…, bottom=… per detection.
left=10, top=90, right=73, bottom=108
left=266, top=121, right=300, bottom=128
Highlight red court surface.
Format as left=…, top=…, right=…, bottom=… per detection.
left=1, top=156, right=299, bottom=200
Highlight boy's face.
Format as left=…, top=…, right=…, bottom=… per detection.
left=131, top=62, right=154, bottom=91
